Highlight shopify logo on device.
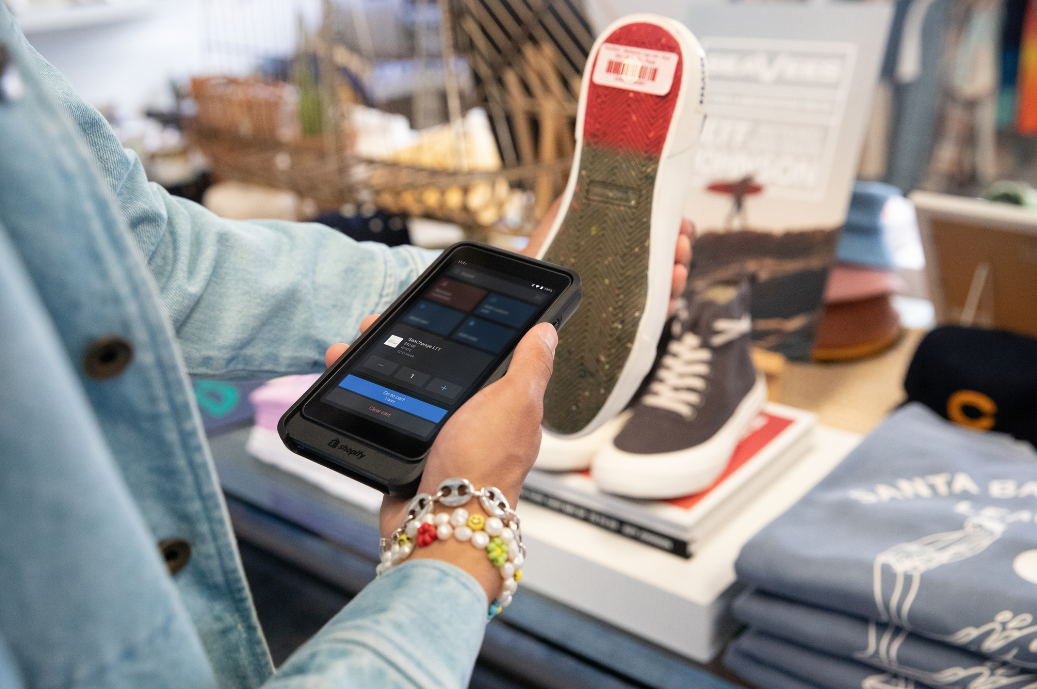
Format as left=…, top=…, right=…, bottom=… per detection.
left=384, top=335, right=403, bottom=348
left=327, top=438, right=366, bottom=459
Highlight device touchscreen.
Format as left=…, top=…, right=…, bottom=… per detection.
left=304, top=254, right=568, bottom=455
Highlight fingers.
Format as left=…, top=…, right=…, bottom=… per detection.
left=502, top=323, right=558, bottom=399
left=680, top=217, right=696, bottom=242
left=360, top=314, right=379, bottom=333
left=671, top=262, right=688, bottom=301
left=675, top=233, right=692, bottom=272
left=325, top=343, right=348, bottom=368
left=325, top=314, right=381, bottom=368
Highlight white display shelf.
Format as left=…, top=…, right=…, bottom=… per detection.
left=16, top=1, right=157, bottom=34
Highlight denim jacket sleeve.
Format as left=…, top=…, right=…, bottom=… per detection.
left=23, top=40, right=439, bottom=380
left=265, top=561, right=488, bottom=688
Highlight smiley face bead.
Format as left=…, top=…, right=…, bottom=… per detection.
left=466, top=514, right=485, bottom=531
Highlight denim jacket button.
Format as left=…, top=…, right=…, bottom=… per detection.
left=0, top=44, right=24, bottom=103
left=159, top=538, right=192, bottom=575
left=83, top=336, right=134, bottom=379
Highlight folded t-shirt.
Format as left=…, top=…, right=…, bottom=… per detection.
left=728, top=632, right=910, bottom=689
left=736, top=403, right=1037, bottom=667
left=724, top=644, right=825, bottom=689
left=733, top=591, right=1037, bottom=687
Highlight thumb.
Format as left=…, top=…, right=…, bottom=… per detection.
left=502, top=323, right=558, bottom=398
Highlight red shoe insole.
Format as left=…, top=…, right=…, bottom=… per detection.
left=582, top=23, right=684, bottom=158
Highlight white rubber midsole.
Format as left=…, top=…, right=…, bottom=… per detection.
left=591, top=377, right=768, bottom=499
left=535, top=412, right=631, bottom=471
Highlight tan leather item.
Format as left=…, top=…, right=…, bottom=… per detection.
left=813, top=294, right=903, bottom=362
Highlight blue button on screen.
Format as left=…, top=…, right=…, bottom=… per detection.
left=339, top=375, right=447, bottom=423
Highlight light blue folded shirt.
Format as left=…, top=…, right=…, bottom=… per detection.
left=736, top=403, right=1037, bottom=669
left=732, top=591, right=1037, bottom=689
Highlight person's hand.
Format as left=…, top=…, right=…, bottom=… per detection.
left=324, top=320, right=557, bottom=601
left=521, top=197, right=695, bottom=316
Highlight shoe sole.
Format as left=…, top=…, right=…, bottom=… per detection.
left=534, top=411, right=630, bottom=472
left=538, top=16, right=706, bottom=438
left=591, top=377, right=768, bottom=499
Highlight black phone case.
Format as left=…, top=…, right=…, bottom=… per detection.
left=278, top=242, right=581, bottom=495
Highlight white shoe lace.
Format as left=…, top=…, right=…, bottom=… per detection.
left=641, top=313, right=751, bottom=420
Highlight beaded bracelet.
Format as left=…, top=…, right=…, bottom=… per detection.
left=377, top=478, right=525, bottom=620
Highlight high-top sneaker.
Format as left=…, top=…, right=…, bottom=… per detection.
left=591, top=279, right=767, bottom=498
left=537, top=15, right=707, bottom=439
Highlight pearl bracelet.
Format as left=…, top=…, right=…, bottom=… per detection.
left=378, top=478, right=525, bottom=619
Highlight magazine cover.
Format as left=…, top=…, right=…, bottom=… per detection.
left=587, top=2, right=894, bottom=358
left=522, top=402, right=816, bottom=556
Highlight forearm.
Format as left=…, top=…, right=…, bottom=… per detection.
left=22, top=32, right=440, bottom=378
left=264, top=561, right=486, bottom=688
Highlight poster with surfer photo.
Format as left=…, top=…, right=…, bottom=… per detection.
left=588, top=2, right=893, bottom=359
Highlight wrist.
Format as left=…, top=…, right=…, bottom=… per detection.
left=409, top=535, right=503, bottom=602
left=378, top=479, right=525, bottom=618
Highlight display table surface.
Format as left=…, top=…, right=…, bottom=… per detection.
left=213, top=428, right=742, bottom=688
left=212, top=419, right=860, bottom=686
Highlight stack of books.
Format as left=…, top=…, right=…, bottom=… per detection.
left=522, top=403, right=816, bottom=557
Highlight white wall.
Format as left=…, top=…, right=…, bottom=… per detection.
left=25, top=0, right=320, bottom=117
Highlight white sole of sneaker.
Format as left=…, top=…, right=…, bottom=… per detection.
left=537, top=15, right=707, bottom=439
left=535, top=411, right=630, bottom=472
left=590, top=377, right=768, bottom=499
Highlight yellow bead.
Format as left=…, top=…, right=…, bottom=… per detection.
left=467, top=514, right=485, bottom=531
left=398, top=535, right=411, bottom=546
left=514, top=569, right=522, bottom=582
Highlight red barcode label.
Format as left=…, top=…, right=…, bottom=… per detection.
left=592, top=44, right=679, bottom=96
left=605, top=59, right=658, bottom=82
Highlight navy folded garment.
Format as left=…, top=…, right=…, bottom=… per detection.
left=724, top=644, right=824, bottom=689
left=736, top=403, right=1037, bottom=667
left=733, top=591, right=1037, bottom=686
left=730, top=632, right=933, bottom=689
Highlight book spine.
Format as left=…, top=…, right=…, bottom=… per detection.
left=521, top=487, right=691, bottom=558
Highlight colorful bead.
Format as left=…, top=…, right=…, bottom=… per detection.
left=454, top=525, right=473, bottom=541
left=466, top=514, right=485, bottom=531
left=434, top=512, right=451, bottom=526
left=488, top=602, right=503, bottom=620
left=485, top=516, right=504, bottom=536
left=471, top=530, right=490, bottom=548
left=397, top=535, right=411, bottom=546
left=416, top=522, right=437, bottom=547
left=486, top=537, right=508, bottom=567
left=436, top=524, right=453, bottom=541
left=514, top=569, right=523, bottom=582
left=450, top=508, right=469, bottom=527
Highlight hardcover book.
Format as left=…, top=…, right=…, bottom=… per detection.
left=521, top=402, right=816, bottom=557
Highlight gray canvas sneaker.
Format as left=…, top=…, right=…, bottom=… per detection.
left=591, top=278, right=767, bottom=498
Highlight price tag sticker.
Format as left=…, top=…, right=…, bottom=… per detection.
left=591, top=43, right=679, bottom=96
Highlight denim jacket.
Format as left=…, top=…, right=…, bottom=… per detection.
left=0, top=5, right=489, bottom=687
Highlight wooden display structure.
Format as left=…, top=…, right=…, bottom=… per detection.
left=911, top=191, right=1037, bottom=338
left=189, top=0, right=594, bottom=233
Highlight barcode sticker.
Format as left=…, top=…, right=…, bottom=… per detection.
left=591, top=43, right=679, bottom=96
